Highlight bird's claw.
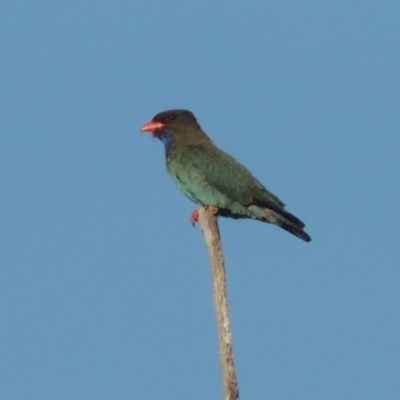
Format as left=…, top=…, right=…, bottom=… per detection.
left=190, top=209, right=199, bottom=226
left=190, top=205, right=219, bottom=226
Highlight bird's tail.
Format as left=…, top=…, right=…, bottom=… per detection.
left=278, top=219, right=311, bottom=242
left=249, top=206, right=311, bottom=242
left=277, top=210, right=311, bottom=242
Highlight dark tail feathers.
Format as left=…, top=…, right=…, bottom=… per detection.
left=278, top=210, right=311, bottom=243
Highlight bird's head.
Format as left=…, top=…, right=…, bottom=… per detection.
left=141, top=109, right=209, bottom=149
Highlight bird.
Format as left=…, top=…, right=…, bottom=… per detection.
left=141, top=109, right=311, bottom=242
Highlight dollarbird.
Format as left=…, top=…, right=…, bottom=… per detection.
left=141, top=109, right=311, bottom=242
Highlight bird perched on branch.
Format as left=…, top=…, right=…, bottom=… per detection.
left=141, top=109, right=311, bottom=242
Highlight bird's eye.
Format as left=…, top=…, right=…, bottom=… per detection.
left=168, top=115, right=175, bottom=121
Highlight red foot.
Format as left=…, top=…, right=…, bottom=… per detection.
left=190, top=205, right=219, bottom=226
left=190, top=209, right=199, bottom=225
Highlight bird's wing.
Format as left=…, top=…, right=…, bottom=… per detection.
left=170, top=144, right=285, bottom=210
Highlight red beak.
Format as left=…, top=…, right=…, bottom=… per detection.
left=140, top=121, right=165, bottom=133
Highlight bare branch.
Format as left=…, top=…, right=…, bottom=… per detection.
left=198, top=207, right=239, bottom=400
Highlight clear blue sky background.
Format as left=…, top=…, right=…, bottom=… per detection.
left=1, top=2, right=399, bottom=399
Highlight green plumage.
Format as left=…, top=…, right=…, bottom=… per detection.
left=143, top=109, right=311, bottom=242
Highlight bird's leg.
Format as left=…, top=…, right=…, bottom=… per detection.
left=190, top=205, right=219, bottom=226
left=190, top=209, right=200, bottom=226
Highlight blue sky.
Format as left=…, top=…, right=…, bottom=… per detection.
left=1, top=2, right=399, bottom=399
